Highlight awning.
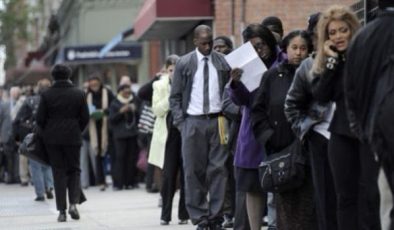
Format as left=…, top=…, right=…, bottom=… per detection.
left=6, top=61, right=50, bottom=86
left=133, top=0, right=213, bottom=40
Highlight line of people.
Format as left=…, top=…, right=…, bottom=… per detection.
left=147, top=2, right=394, bottom=230
left=0, top=1, right=393, bottom=228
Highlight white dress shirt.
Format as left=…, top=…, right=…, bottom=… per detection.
left=187, top=49, right=221, bottom=115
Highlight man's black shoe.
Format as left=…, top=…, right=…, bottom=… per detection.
left=68, top=204, right=80, bottom=220
left=58, top=210, right=66, bottom=222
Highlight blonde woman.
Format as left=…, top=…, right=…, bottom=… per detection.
left=311, top=5, right=381, bottom=230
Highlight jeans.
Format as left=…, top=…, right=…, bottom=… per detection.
left=29, top=159, right=53, bottom=197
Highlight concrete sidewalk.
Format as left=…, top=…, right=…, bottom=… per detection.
left=0, top=183, right=193, bottom=230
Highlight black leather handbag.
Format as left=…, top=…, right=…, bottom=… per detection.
left=19, top=132, right=49, bottom=166
left=259, top=140, right=306, bottom=193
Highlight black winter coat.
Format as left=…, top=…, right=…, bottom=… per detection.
left=345, top=10, right=394, bottom=145
left=252, top=63, right=296, bottom=154
left=36, top=80, right=89, bottom=146
left=109, top=94, right=140, bottom=139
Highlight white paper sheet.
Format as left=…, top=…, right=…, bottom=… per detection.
left=225, top=41, right=267, bottom=92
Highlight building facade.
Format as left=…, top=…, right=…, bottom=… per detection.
left=54, top=0, right=146, bottom=89
left=133, top=0, right=360, bottom=77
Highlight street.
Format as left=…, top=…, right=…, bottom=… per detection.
left=0, top=183, right=193, bottom=230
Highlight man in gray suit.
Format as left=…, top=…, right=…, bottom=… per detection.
left=170, top=25, right=231, bottom=230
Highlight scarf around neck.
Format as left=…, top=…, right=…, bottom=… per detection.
left=87, top=88, right=109, bottom=156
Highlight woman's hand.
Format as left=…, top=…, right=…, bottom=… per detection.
left=128, top=104, right=136, bottom=112
left=119, top=105, right=130, bottom=113
left=230, top=68, right=243, bottom=82
left=120, top=104, right=136, bottom=113
left=323, top=40, right=338, bottom=58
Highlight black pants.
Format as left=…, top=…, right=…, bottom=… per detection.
left=377, top=92, right=394, bottom=230
left=3, top=142, right=19, bottom=183
left=223, top=153, right=236, bottom=218
left=95, top=154, right=106, bottom=185
left=113, top=137, right=138, bottom=188
left=328, top=133, right=380, bottom=230
left=47, top=145, right=81, bottom=211
left=161, top=127, right=188, bottom=222
left=307, top=131, right=337, bottom=230
left=107, top=133, right=117, bottom=186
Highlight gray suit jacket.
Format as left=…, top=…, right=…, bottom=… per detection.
left=0, top=101, right=13, bottom=144
left=169, top=50, right=231, bottom=128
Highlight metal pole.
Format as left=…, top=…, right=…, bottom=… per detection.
left=364, top=0, right=368, bottom=25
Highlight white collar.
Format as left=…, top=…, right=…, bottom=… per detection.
left=195, top=48, right=211, bottom=62
left=386, top=7, right=394, bottom=11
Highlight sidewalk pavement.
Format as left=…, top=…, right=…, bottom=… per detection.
left=0, top=183, right=193, bottom=230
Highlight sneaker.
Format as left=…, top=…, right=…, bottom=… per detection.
left=46, top=188, right=54, bottom=199
left=222, top=215, right=234, bottom=228
left=34, top=196, right=45, bottom=201
left=262, top=216, right=268, bottom=226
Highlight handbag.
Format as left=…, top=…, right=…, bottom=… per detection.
left=259, top=139, right=306, bottom=193
left=19, top=131, right=50, bottom=166
left=137, top=148, right=148, bottom=173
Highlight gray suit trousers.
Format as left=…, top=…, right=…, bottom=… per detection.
left=181, top=116, right=228, bottom=225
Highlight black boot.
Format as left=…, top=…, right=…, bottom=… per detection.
left=68, top=204, right=80, bottom=220
left=58, top=210, right=66, bottom=222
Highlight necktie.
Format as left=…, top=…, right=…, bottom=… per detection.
left=203, top=57, right=210, bottom=114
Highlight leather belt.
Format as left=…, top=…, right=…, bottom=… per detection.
left=187, top=113, right=221, bottom=119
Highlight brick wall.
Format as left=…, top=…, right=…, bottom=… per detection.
left=214, top=0, right=357, bottom=46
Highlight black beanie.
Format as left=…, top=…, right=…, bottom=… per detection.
left=261, top=16, right=284, bottom=36
left=214, top=36, right=234, bottom=49
left=51, top=64, right=72, bottom=80
left=307, top=12, right=321, bottom=35
left=379, top=0, right=394, bottom=8
left=117, top=84, right=131, bottom=93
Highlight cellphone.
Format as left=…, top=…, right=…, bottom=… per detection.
left=329, top=45, right=339, bottom=53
